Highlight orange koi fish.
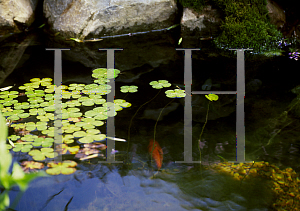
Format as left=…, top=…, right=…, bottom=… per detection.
left=148, top=139, right=163, bottom=170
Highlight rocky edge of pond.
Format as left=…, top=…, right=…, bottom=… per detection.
left=0, top=0, right=286, bottom=40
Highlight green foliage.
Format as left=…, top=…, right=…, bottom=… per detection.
left=0, top=112, right=47, bottom=210
left=177, top=0, right=209, bottom=12
left=212, top=0, right=282, bottom=53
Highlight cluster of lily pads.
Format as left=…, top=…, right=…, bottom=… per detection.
left=0, top=67, right=187, bottom=175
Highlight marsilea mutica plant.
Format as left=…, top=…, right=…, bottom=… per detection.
left=0, top=68, right=186, bottom=175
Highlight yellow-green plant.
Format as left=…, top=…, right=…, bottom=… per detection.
left=0, top=111, right=47, bottom=210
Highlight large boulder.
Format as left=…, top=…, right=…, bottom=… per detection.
left=0, top=0, right=39, bottom=34
left=43, top=0, right=178, bottom=39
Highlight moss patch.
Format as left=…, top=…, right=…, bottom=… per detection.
left=211, top=0, right=282, bottom=53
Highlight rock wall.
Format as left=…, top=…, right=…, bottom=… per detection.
left=0, top=0, right=39, bottom=34
left=43, top=0, right=178, bottom=39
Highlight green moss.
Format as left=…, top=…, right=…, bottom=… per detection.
left=211, top=0, right=282, bottom=53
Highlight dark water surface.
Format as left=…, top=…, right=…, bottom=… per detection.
left=1, top=29, right=300, bottom=210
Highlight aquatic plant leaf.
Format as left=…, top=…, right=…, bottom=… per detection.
left=0, top=91, right=19, bottom=99
left=11, top=123, right=25, bottom=130
left=62, top=124, right=81, bottom=133
left=12, top=142, right=33, bottom=152
left=32, top=137, right=54, bottom=147
left=41, top=127, right=54, bottom=137
left=57, top=144, right=79, bottom=154
left=7, top=135, right=21, bottom=141
left=29, top=148, right=57, bottom=161
left=14, top=102, right=30, bottom=110
left=75, top=117, right=104, bottom=129
left=120, top=85, right=138, bottom=93
left=28, top=97, right=44, bottom=104
left=46, top=160, right=77, bottom=175
left=21, top=134, right=38, bottom=142
left=66, top=100, right=81, bottom=107
left=68, top=83, right=85, bottom=91
left=165, top=89, right=186, bottom=98
left=205, top=94, right=219, bottom=101
left=63, top=134, right=74, bottom=144
left=37, top=113, right=54, bottom=121
left=74, top=129, right=105, bottom=143
left=114, top=99, right=132, bottom=108
left=2, top=99, right=18, bottom=106
left=29, top=108, right=45, bottom=116
left=149, top=80, right=171, bottom=89
left=21, top=161, right=44, bottom=173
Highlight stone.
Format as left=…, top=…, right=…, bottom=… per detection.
left=43, top=0, right=178, bottom=39
left=0, top=0, right=39, bottom=34
left=180, top=6, right=222, bottom=38
left=266, top=0, right=286, bottom=30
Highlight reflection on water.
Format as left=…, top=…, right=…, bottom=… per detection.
left=11, top=163, right=274, bottom=211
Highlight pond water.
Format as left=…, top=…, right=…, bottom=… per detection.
left=1, top=28, right=300, bottom=211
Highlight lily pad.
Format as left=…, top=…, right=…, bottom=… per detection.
left=66, top=100, right=81, bottom=107
left=21, top=161, right=44, bottom=173
left=11, top=123, right=26, bottom=130
left=165, top=89, right=186, bottom=98
left=0, top=91, right=19, bottom=99
left=46, top=160, right=77, bottom=175
left=32, top=137, right=54, bottom=147
left=62, top=124, right=81, bottom=133
left=25, top=122, right=47, bottom=131
left=56, top=144, right=79, bottom=154
left=68, top=84, right=85, bottom=91
left=12, top=142, right=33, bottom=152
left=149, top=80, right=171, bottom=89
left=75, top=117, right=104, bottom=129
left=74, top=129, right=106, bottom=143
left=29, top=148, right=58, bottom=161
left=63, top=134, right=75, bottom=144
left=41, top=127, right=55, bottom=137
left=14, top=102, right=30, bottom=110
left=7, top=134, right=21, bottom=141
left=120, top=85, right=138, bottom=93
left=205, top=94, right=219, bottom=101
left=37, top=113, right=54, bottom=121
left=62, top=108, right=82, bottom=119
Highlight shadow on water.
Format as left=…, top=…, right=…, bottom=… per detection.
left=1, top=26, right=300, bottom=210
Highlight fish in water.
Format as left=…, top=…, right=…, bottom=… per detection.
left=202, top=78, right=221, bottom=90
left=148, top=139, right=163, bottom=170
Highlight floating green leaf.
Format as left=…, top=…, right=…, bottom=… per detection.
left=58, top=144, right=79, bottom=155
left=62, top=124, right=81, bottom=133
left=32, top=137, right=54, bottom=147
left=62, top=108, right=82, bottom=119
left=165, top=89, right=186, bottom=98
left=68, top=84, right=85, bottom=91
left=0, top=91, right=19, bottom=99
left=74, top=129, right=106, bottom=143
left=120, top=85, right=138, bottom=93
left=205, top=94, right=219, bottom=101
left=63, top=134, right=75, bottom=144
left=29, top=148, right=57, bottom=161
left=46, top=160, right=77, bottom=175
left=149, top=80, right=171, bottom=89
left=14, top=102, right=30, bottom=110
left=12, top=142, right=33, bottom=152
left=75, top=117, right=104, bottom=129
